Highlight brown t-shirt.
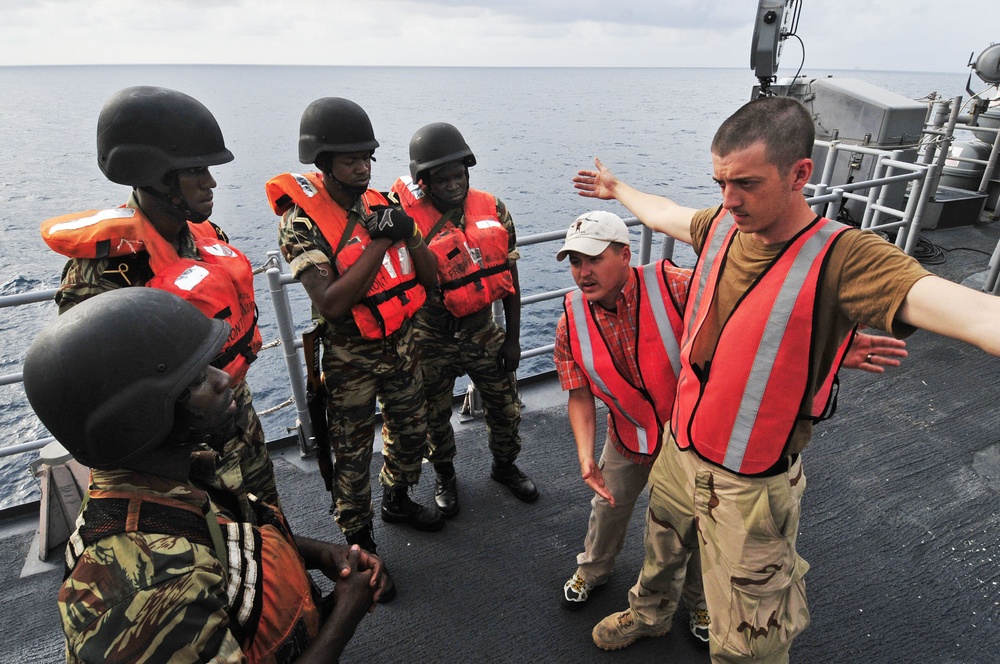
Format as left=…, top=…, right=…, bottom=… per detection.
left=688, top=207, right=932, bottom=456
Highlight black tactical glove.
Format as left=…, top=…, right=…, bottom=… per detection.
left=366, top=207, right=416, bottom=243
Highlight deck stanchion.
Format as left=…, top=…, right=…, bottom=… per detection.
left=984, top=237, right=1000, bottom=294
left=264, top=251, right=314, bottom=457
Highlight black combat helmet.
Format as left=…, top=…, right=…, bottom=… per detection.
left=408, top=122, right=476, bottom=183
left=23, top=289, right=229, bottom=469
left=96, top=86, right=234, bottom=187
left=298, top=97, right=380, bottom=164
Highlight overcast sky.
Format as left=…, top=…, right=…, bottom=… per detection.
left=1, top=0, right=998, bottom=74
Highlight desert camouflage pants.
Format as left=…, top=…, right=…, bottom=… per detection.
left=631, top=437, right=810, bottom=663
left=215, top=380, right=280, bottom=519
left=322, top=321, right=428, bottom=536
left=388, top=311, right=521, bottom=465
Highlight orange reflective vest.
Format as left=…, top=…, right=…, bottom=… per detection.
left=564, top=261, right=685, bottom=458
left=672, top=211, right=853, bottom=474
left=265, top=172, right=426, bottom=338
left=67, top=489, right=320, bottom=664
left=41, top=207, right=261, bottom=383
left=392, top=176, right=514, bottom=317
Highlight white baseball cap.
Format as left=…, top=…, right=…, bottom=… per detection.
left=556, top=211, right=630, bottom=261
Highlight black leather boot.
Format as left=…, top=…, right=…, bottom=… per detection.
left=433, top=462, right=459, bottom=518
left=490, top=460, right=539, bottom=503
left=380, top=484, right=445, bottom=531
left=344, top=522, right=396, bottom=603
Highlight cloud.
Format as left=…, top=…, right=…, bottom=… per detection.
left=0, top=0, right=998, bottom=73
left=395, top=0, right=750, bottom=29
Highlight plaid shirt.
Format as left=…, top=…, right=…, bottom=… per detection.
left=555, top=261, right=691, bottom=464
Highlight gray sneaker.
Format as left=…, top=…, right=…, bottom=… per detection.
left=592, top=609, right=671, bottom=651
left=562, top=573, right=604, bottom=610
left=689, top=608, right=710, bottom=645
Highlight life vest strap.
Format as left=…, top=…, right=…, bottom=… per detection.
left=439, top=262, right=510, bottom=292
left=364, top=278, right=420, bottom=306
left=211, top=306, right=261, bottom=370
left=68, top=496, right=222, bottom=581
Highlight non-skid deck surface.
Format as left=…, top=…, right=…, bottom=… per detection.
left=3, top=223, right=999, bottom=663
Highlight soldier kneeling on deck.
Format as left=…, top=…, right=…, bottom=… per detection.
left=24, top=288, right=387, bottom=663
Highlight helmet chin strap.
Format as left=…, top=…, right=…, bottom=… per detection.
left=325, top=170, right=369, bottom=199
left=168, top=413, right=238, bottom=456
left=429, top=189, right=467, bottom=212
left=140, top=173, right=210, bottom=223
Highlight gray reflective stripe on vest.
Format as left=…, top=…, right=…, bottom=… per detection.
left=687, top=214, right=737, bottom=340
left=723, top=221, right=843, bottom=471
left=225, top=521, right=259, bottom=627
left=639, top=263, right=681, bottom=379
left=568, top=291, right=650, bottom=454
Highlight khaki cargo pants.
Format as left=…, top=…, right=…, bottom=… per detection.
left=630, top=436, right=810, bottom=663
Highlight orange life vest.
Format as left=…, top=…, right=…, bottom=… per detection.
left=67, top=489, right=320, bottom=664
left=392, top=176, right=514, bottom=317
left=265, top=172, right=426, bottom=338
left=41, top=206, right=262, bottom=383
left=672, top=211, right=853, bottom=474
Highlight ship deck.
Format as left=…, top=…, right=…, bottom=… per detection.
left=3, top=222, right=1000, bottom=664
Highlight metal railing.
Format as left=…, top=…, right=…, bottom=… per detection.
left=920, top=96, right=1000, bottom=292
left=806, top=141, right=935, bottom=256
left=262, top=217, right=667, bottom=457
left=1, top=134, right=987, bottom=463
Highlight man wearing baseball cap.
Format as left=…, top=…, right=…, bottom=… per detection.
left=554, top=210, right=711, bottom=644
left=555, top=210, right=632, bottom=261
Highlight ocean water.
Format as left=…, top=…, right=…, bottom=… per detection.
left=0, top=65, right=972, bottom=509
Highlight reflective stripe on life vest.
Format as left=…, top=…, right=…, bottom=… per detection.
left=67, top=491, right=320, bottom=664
left=565, top=261, right=684, bottom=457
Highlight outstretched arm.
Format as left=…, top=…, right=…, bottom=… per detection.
left=897, top=274, right=1000, bottom=356
left=573, top=157, right=697, bottom=245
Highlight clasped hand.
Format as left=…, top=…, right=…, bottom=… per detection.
left=366, top=207, right=415, bottom=243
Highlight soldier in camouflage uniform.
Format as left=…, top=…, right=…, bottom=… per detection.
left=43, top=87, right=278, bottom=515
left=267, top=98, right=443, bottom=577
left=383, top=123, right=538, bottom=516
left=25, top=288, right=384, bottom=663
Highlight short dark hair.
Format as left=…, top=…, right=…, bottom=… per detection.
left=711, top=97, right=814, bottom=173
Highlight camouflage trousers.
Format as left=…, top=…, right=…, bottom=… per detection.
left=576, top=433, right=705, bottom=614
left=322, top=321, right=428, bottom=537
left=632, top=436, right=810, bottom=664
left=215, top=380, right=280, bottom=519
left=388, top=310, right=521, bottom=465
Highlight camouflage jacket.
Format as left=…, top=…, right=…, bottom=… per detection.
left=60, top=464, right=245, bottom=663
left=60, top=449, right=319, bottom=664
